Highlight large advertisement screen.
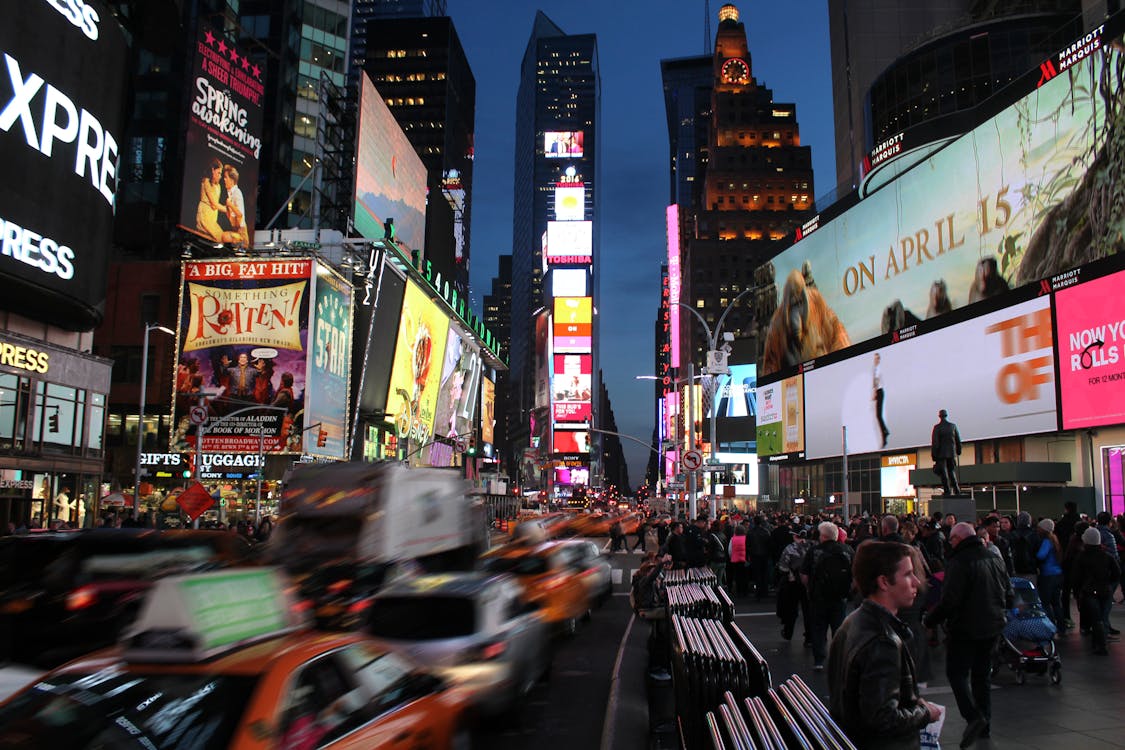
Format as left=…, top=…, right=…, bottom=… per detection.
left=713, top=364, right=757, bottom=444
left=758, top=27, right=1125, bottom=376
left=554, top=430, right=590, bottom=454
left=354, top=73, right=427, bottom=251
left=756, top=376, right=804, bottom=458
left=544, top=130, right=584, bottom=158
left=546, top=221, right=593, bottom=264
left=173, top=259, right=311, bottom=453
left=553, top=354, right=592, bottom=423
left=178, top=23, right=264, bottom=246
left=481, top=376, right=495, bottom=445
left=354, top=263, right=405, bottom=418
left=304, top=263, right=353, bottom=459
left=1055, top=267, right=1125, bottom=430
left=0, top=0, right=128, bottom=329
left=553, top=297, right=592, bottom=352
left=386, top=279, right=450, bottom=461
left=428, top=327, right=483, bottom=467
left=804, top=296, right=1057, bottom=459
left=554, top=186, right=585, bottom=221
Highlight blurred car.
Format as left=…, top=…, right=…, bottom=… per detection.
left=0, top=528, right=254, bottom=667
left=0, top=569, right=474, bottom=750
left=364, top=572, right=552, bottom=716
left=555, top=538, right=613, bottom=607
left=480, top=541, right=593, bottom=636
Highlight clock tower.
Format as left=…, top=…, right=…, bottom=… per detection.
left=714, top=4, right=751, bottom=87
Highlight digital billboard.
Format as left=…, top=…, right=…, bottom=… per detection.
left=544, top=130, right=584, bottom=158
left=354, top=73, right=427, bottom=251
left=0, top=0, right=128, bottom=329
left=535, top=311, right=551, bottom=409
left=553, top=186, right=585, bottom=221
left=712, top=364, right=756, bottom=418
left=1055, top=267, right=1125, bottom=430
left=553, top=297, right=592, bottom=352
left=803, top=295, right=1057, bottom=459
left=173, top=259, right=312, bottom=454
left=756, top=376, right=804, bottom=458
left=758, top=26, right=1125, bottom=376
left=554, top=430, right=590, bottom=454
left=481, top=376, right=495, bottom=445
left=552, top=268, right=587, bottom=297
left=881, top=454, right=917, bottom=499
left=546, top=221, right=592, bottom=264
left=178, top=23, right=264, bottom=247
left=429, top=327, right=483, bottom=467
left=553, top=354, right=592, bottom=423
left=386, top=279, right=450, bottom=462
left=354, top=262, right=405, bottom=420
left=304, top=262, right=353, bottom=460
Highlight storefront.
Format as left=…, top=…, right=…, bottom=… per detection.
left=0, top=332, right=111, bottom=528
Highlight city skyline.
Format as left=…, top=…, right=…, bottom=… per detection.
left=450, top=0, right=835, bottom=486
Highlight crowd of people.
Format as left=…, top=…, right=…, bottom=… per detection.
left=630, top=501, right=1125, bottom=748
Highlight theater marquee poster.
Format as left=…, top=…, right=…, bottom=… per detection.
left=178, top=22, right=265, bottom=245
left=172, top=258, right=312, bottom=454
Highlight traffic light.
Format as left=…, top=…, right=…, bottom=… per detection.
left=47, top=411, right=59, bottom=433
left=317, top=429, right=328, bottom=447
left=383, top=218, right=395, bottom=240
left=182, top=455, right=195, bottom=479
left=466, top=436, right=476, bottom=456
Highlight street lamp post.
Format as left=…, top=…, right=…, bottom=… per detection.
left=134, top=324, right=174, bottom=513
left=636, top=369, right=706, bottom=518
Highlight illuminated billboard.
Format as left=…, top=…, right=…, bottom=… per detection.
left=1055, top=266, right=1125, bottom=430
left=428, top=327, right=483, bottom=467
left=553, top=297, right=592, bottom=352
left=712, top=364, right=756, bottom=417
left=803, top=295, right=1056, bottom=459
left=173, top=259, right=312, bottom=454
left=758, top=26, right=1125, bottom=376
left=354, top=73, right=428, bottom=250
left=386, top=279, right=450, bottom=463
left=554, top=430, right=590, bottom=454
left=553, top=354, right=592, bottom=423
left=881, top=454, right=917, bottom=499
left=179, top=23, right=264, bottom=247
left=544, top=130, right=584, bottom=158
left=304, top=263, right=353, bottom=459
left=553, top=186, right=585, bottom=221
left=481, top=376, right=495, bottom=445
left=667, top=205, right=682, bottom=368
left=756, top=376, right=804, bottom=458
left=0, top=0, right=128, bottom=329
left=546, top=221, right=593, bottom=264
left=552, top=268, right=588, bottom=297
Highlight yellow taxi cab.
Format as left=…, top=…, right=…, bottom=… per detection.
left=0, top=569, right=473, bottom=750
left=480, top=541, right=592, bottom=636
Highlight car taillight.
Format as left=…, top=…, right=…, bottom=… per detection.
left=327, top=579, right=353, bottom=595
left=347, top=598, right=371, bottom=614
left=66, top=585, right=97, bottom=611
left=479, top=640, right=507, bottom=660
left=292, top=599, right=314, bottom=614
left=541, top=575, right=568, bottom=591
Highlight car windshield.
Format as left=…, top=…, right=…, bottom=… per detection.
left=483, top=555, right=549, bottom=576
left=367, top=596, right=477, bottom=639
left=0, top=670, right=259, bottom=749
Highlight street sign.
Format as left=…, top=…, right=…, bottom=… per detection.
left=176, top=482, right=215, bottom=521
left=702, top=464, right=727, bottom=472
left=189, top=405, right=208, bottom=425
left=683, top=450, right=703, bottom=471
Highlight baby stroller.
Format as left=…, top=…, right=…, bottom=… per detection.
left=992, top=577, right=1061, bottom=685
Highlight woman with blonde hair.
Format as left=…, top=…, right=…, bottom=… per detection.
left=195, top=158, right=225, bottom=241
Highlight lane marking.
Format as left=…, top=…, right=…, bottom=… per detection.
left=599, top=612, right=635, bottom=750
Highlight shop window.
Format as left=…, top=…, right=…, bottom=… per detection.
left=0, top=373, right=30, bottom=452
left=106, top=412, right=124, bottom=447
left=87, top=393, right=105, bottom=455
left=37, top=382, right=84, bottom=456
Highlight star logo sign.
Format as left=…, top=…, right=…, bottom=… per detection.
left=204, top=30, right=216, bottom=47
left=217, top=39, right=228, bottom=55
left=252, top=64, right=261, bottom=79
left=229, top=48, right=239, bottom=64
left=240, top=56, right=250, bottom=71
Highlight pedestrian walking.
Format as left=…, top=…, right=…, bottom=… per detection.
left=924, top=522, right=1013, bottom=748
left=707, top=521, right=729, bottom=587
left=1034, top=519, right=1065, bottom=632
left=748, top=516, right=773, bottom=601
left=728, top=524, right=749, bottom=597
left=828, top=541, right=942, bottom=749
left=801, top=521, right=854, bottom=671
left=1071, top=525, right=1122, bottom=655
left=777, top=528, right=811, bottom=642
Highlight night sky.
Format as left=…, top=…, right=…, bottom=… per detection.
left=449, top=0, right=834, bottom=487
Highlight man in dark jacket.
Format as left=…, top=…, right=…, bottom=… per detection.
left=829, top=541, right=941, bottom=749
left=925, top=522, right=1013, bottom=748
left=802, top=521, right=855, bottom=670
left=1072, top=525, right=1122, bottom=654
left=748, top=516, right=774, bottom=601
left=931, top=409, right=962, bottom=496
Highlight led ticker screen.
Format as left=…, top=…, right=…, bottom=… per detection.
left=757, top=26, right=1125, bottom=376
left=544, top=130, right=584, bottom=158
left=553, top=354, right=592, bottom=423
left=546, top=221, right=592, bottom=264
left=756, top=376, right=804, bottom=458
left=1055, top=267, right=1125, bottom=430
left=554, top=186, right=585, bottom=221
left=553, top=297, right=592, bottom=352
left=554, top=430, right=590, bottom=454
left=803, top=295, right=1056, bottom=459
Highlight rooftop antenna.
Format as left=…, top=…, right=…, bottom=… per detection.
left=704, top=0, right=711, bottom=53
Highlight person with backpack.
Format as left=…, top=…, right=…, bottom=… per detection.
left=1008, top=511, right=1039, bottom=581
left=801, top=521, right=855, bottom=671
left=1072, top=526, right=1122, bottom=655
left=707, top=520, right=729, bottom=587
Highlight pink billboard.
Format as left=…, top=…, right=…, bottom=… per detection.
left=1056, top=268, right=1125, bottom=430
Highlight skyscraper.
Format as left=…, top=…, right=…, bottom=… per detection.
left=483, top=254, right=513, bottom=474
left=511, top=12, right=601, bottom=497
left=362, top=16, right=476, bottom=293
left=347, top=0, right=447, bottom=92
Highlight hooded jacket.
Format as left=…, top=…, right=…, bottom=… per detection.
left=828, top=600, right=931, bottom=749
left=924, top=535, right=1013, bottom=639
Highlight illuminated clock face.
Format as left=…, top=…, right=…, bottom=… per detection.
left=721, top=58, right=750, bottom=84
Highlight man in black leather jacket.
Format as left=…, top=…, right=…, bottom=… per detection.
left=828, top=541, right=941, bottom=749
left=924, top=522, right=1013, bottom=748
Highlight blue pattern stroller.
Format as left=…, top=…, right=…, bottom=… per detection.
left=992, top=577, right=1061, bottom=685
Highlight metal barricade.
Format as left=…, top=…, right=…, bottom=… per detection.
left=704, top=675, right=857, bottom=750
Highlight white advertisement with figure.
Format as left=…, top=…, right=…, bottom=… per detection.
left=804, top=295, right=1057, bottom=459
